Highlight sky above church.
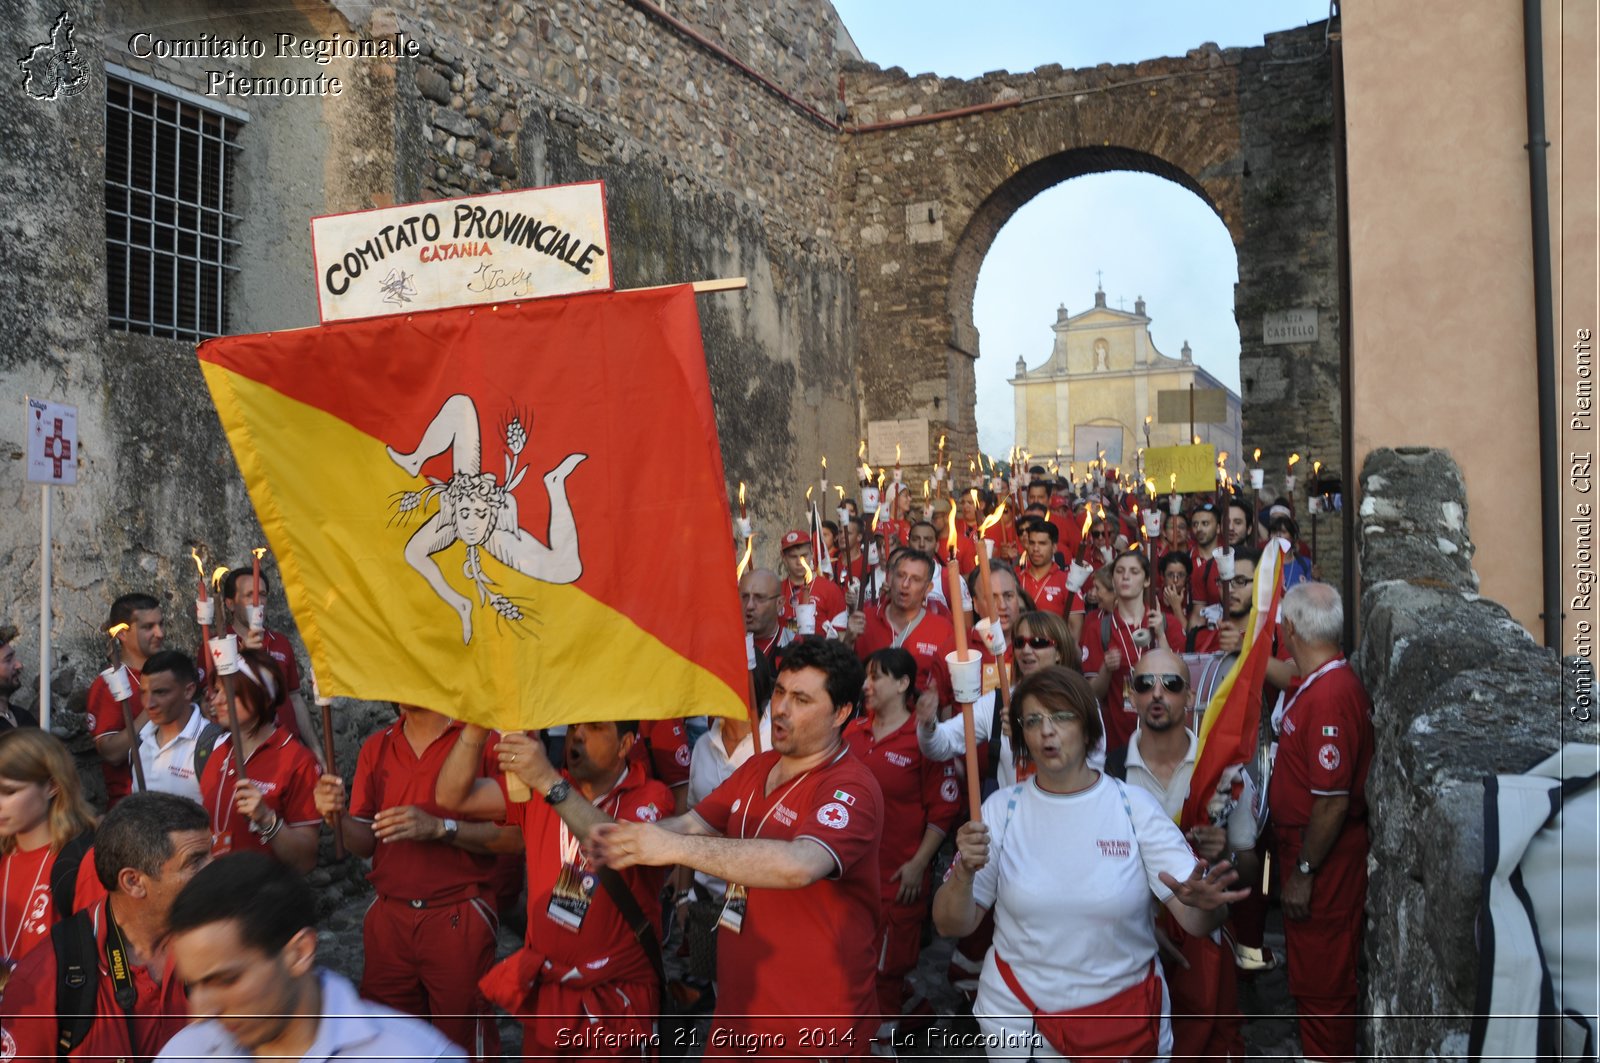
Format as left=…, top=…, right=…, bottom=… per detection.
left=831, top=0, right=1333, bottom=455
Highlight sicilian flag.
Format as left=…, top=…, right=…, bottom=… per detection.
left=1180, top=537, right=1289, bottom=830
left=196, top=286, right=747, bottom=731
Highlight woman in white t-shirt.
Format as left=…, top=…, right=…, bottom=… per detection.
left=931, top=666, right=1246, bottom=1061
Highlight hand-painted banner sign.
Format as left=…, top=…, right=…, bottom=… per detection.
left=311, top=181, right=612, bottom=323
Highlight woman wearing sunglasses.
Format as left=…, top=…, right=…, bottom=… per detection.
left=932, top=666, right=1246, bottom=1061
left=916, top=610, right=1077, bottom=792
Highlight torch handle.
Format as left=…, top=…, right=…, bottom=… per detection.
left=119, top=697, right=147, bottom=792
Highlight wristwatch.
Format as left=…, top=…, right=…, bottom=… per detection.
left=1296, top=858, right=1317, bottom=876
left=440, top=818, right=459, bottom=843
left=544, top=780, right=572, bottom=806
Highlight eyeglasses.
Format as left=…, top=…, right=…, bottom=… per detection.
left=1223, top=576, right=1254, bottom=589
left=1131, top=673, right=1187, bottom=695
left=1018, top=635, right=1056, bottom=650
left=1021, top=710, right=1078, bottom=731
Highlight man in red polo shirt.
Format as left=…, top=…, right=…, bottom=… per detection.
left=847, top=549, right=955, bottom=710
left=1017, top=519, right=1078, bottom=621
left=88, top=593, right=165, bottom=807
left=1268, top=582, right=1373, bottom=1063
left=435, top=717, right=673, bottom=1058
left=590, top=638, right=884, bottom=1056
left=314, top=705, right=511, bottom=1060
left=1186, top=502, right=1226, bottom=628
left=778, top=530, right=848, bottom=636
left=0, top=792, right=209, bottom=1061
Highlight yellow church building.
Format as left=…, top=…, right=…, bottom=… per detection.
left=1010, top=287, right=1242, bottom=471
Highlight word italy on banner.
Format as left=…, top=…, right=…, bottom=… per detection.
left=1143, top=444, right=1218, bottom=494
left=196, top=286, right=746, bottom=732
left=311, top=181, right=612, bottom=323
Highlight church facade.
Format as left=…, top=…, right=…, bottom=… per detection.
left=1010, top=288, right=1243, bottom=472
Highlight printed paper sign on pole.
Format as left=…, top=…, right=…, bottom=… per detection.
left=26, top=397, right=77, bottom=485
left=312, top=181, right=612, bottom=323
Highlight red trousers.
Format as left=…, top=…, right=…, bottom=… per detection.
left=875, top=899, right=925, bottom=1018
left=362, top=894, right=501, bottom=1061
left=1277, top=823, right=1367, bottom=1063
left=1161, top=918, right=1244, bottom=1061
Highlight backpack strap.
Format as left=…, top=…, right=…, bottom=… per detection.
left=51, top=911, right=98, bottom=1059
left=595, top=867, right=665, bottom=991
left=48, top=831, right=94, bottom=920
left=192, top=721, right=226, bottom=780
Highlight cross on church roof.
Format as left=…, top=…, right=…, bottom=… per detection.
left=1095, top=269, right=1103, bottom=290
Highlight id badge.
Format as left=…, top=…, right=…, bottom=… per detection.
left=717, top=883, right=748, bottom=934
left=546, top=862, right=599, bottom=932
left=213, top=831, right=232, bottom=854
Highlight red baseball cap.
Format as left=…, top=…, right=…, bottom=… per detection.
left=780, top=529, right=812, bottom=553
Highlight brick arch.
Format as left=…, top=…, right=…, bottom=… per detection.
left=837, top=21, right=1342, bottom=586
left=945, top=145, right=1234, bottom=360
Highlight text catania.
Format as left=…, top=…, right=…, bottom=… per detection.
left=420, top=242, right=491, bottom=262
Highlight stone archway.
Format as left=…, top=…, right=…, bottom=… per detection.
left=837, top=21, right=1343, bottom=585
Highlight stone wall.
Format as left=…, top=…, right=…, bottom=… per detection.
left=1354, top=447, right=1586, bottom=1058
left=0, top=0, right=861, bottom=756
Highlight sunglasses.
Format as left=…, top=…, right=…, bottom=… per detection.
left=1018, top=635, right=1056, bottom=650
left=1131, top=673, right=1187, bottom=695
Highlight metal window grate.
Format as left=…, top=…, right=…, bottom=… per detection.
left=105, top=73, right=243, bottom=341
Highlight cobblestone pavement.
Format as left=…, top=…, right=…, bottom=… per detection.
left=318, top=877, right=1303, bottom=1060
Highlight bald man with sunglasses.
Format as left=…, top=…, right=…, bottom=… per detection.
left=1106, top=649, right=1257, bottom=1062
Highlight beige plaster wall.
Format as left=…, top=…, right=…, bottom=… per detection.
left=1343, top=0, right=1597, bottom=648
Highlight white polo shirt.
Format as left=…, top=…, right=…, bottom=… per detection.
left=137, top=706, right=208, bottom=802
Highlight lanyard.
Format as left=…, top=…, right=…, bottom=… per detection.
left=738, top=746, right=848, bottom=841
left=0, top=847, right=50, bottom=960
left=557, top=776, right=625, bottom=867
left=887, top=607, right=926, bottom=649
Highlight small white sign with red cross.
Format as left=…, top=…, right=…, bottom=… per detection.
left=26, top=397, right=78, bottom=485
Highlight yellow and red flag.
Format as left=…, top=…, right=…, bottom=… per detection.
left=197, top=286, right=746, bottom=730
left=1181, top=538, right=1288, bottom=830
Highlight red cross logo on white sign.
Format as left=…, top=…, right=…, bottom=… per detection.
left=43, top=418, right=71, bottom=478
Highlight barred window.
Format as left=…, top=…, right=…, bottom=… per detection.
left=105, top=67, right=245, bottom=341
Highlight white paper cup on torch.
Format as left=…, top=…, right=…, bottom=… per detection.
left=1142, top=510, right=1161, bottom=539
left=735, top=517, right=752, bottom=539
left=101, top=665, right=133, bottom=702
left=795, top=602, right=818, bottom=636
left=932, top=465, right=945, bottom=483
left=245, top=604, right=265, bottom=632
left=208, top=634, right=241, bottom=676
left=982, top=539, right=995, bottom=560
left=946, top=650, right=984, bottom=705
left=1284, top=475, right=1297, bottom=493
left=1250, top=468, right=1265, bottom=491
left=1168, top=494, right=1182, bottom=515
left=862, top=486, right=880, bottom=514
left=1215, top=547, right=1236, bottom=582
left=1066, top=560, right=1094, bottom=594
left=867, top=543, right=880, bottom=566
left=836, top=507, right=850, bottom=526
left=195, top=598, right=215, bottom=626
left=975, top=618, right=1008, bottom=658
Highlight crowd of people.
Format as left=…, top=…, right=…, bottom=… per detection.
left=0, top=465, right=1372, bottom=1062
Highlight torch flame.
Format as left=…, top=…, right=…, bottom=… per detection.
left=1145, top=477, right=1156, bottom=495
left=821, top=456, right=827, bottom=472
left=946, top=506, right=959, bottom=559
left=1193, top=435, right=1201, bottom=445
left=978, top=501, right=1008, bottom=536
left=1289, top=453, right=1302, bottom=469
left=895, top=443, right=902, bottom=464
left=1144, top=415, right=1153, bottom=426
left=736, top=535, right=754, bottom=579
left=189, top=548, right=206, bottom=579
left=1218, top=451, right=1229, bottom=467
left=211, top=566, right=229, bottom=592
left=1313, top=459, right=1323, bottom=476
left=922, top=480, right=930, bottom=499
left=806, top=485, right=814, bottom=502
left=1253, top=447, right=1262, bottom=463
left=252, top=546, right=267, bottom=560
left=800, top=558, right=814, bottom=585
left=738, top=482, right=746, bottom=505
left=877, top=470, right=886, bottom=489
left=835, top=485, right=846, bottom=500
left=858, top=440, right=866, bottom=460
left=1169, top=472, right=1177, bottom=490
left=969, top=459, right=976, bottom=473
left=1080, top=510, right=1094, bottom=536
left=938, top=433, right=946, bottom=449
left=108, top=623, right=130, bottom=639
